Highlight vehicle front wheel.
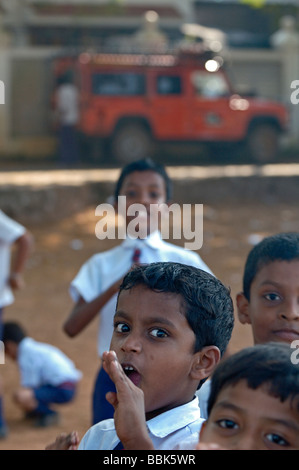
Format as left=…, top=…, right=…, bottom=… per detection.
left=111, top=123, right=153, bottom=163
left=246, top=123, right=280, bottom=164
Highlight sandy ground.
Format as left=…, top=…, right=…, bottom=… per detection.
left=1, top=164, right=299, bottom=450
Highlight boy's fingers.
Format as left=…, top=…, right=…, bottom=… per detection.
left=69, top=431, right=80, bottom=446
left=102, top=351, right=138, bottom=399
left=45, top=432, right=79, bottom=450
left=105, top=391, right=118, bottom=408
left=102, top=351, right=127, bottom=388
left=195, top=442, right=224, bottom=450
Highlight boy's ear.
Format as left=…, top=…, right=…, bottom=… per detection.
left=4, top=340, right=17, bottom=359
left=236, top=292, right=252, bottom=325
left=190, top=346, right=221, bottom=382
left=199, top=419, right=207, bottom=440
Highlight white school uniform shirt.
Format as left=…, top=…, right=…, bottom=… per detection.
left=70, top=231, right=213, bottom=356
left=196, top=379, right=211, bottom=420
left=56, top=83, right=79, bottom=126
left=0, top=210, right=26, bottom=308
left=78, top=397, right=204, bottom=450
left=18, top=337, right=82, bottom=389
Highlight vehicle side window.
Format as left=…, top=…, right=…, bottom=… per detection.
left=191, top=71, right=229, bottom=98
left=156, top=75, right=182, bottom=95
left=92, top=73, right=145, bottom=95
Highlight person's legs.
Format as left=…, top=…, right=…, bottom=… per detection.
left=59, top=125, right=79, bottom=166
left=0, top=308, right=7, bottom=438
left=14, top=384, right=76, bottom=427
left=13, top=387, right=38, bottom=413
left=92, top=366, right=116, bottom=424
left=0, top=378, right=6, bottom=438
left=34, top=384, right=75, bottom=411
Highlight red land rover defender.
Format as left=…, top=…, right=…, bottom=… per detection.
left=54, top=48, right=288, bottom=164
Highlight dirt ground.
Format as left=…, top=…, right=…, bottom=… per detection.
left=1, top=166, right=299, bottom=450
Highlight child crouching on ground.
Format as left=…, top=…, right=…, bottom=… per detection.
left=3, top=321, right=82, bottom=427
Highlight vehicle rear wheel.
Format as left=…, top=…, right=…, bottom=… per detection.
left=111, top=123, right=153, bottom=163
left=246, top=123, right=280, bottom=164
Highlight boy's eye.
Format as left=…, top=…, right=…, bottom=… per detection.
left=125, top=191, right=138, bottom=198
left=266, top=433, right=289, bottom=447
left=149, top=192, right=161, bottom=199
left=217, top=419, right=238, bottom=430
left=264, top=293, right=281, bottom=301
left=150, top=328, right=168, bottom=339
left=114, top=322, right=130, bottom=333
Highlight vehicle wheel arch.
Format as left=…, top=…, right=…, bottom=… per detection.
left=245, top=116, right=282, bottom=164
left=110, top=117, right=154, bottom=163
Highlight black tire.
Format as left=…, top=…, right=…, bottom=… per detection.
left=246, top=123, right=280, bottom=164
left=111, top=123, right=153, bottom=163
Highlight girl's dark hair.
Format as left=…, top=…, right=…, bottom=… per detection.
left=207, top=342, right=299, bottom=416
left=114, top=158, right=172, bottom=202
left=243, top=232, right=299, bottom=300
left=118, top=262, right=234, bottom=356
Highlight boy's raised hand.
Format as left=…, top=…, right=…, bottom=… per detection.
left=45, top=431, right=80, bottom=450
left=102, top=350, right=154, bottom=450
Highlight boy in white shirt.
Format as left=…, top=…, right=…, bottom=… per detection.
left=78, top=261, right=234, bottom=449
left=0, top=210, right=32, bottom=437
left=195, top=342, right=299, bottom=450
left=3, top=321, right=82, bottom=428
left=64, top=158, right=213, bottom=424
left=198, top=231, right=299, bottom=422
left=54, top=72, right=79, bottom=166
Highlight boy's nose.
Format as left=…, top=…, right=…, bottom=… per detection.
left=137, top=192, right=152, bottom=206
left=121, top=334, right=142, bottom=353
left=234, top=434, right=261, bottom=451
left=280, top=298, right=299, bottom=321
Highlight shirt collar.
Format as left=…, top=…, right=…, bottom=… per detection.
left=121, top=231, right=163, bottom=251
left=17, top=337, right=32, bottom=358
left=146, top=397, right=201, bottom=438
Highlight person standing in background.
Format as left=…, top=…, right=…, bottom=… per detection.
left=54, top=72, right=80, bottom=167
left=63, top=159, right=213, bottom=425
left=0, top=210, right=33, bottom=438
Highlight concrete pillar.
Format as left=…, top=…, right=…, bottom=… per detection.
left=271, top=16, right=299, bottom=146
left=0, top=10, right=12, bottom=153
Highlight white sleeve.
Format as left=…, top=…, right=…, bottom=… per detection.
left=69, top=255, right=103, bottom=303
left=0, top=211, right=25, bottom=244
left=182, top=250, right=214, bottom=276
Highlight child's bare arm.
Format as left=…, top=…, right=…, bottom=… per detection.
left=63, top=278, right=122, bottom=337
left=9, top=231, right=33, bottom=290
left=102, top=351, right=154, bottom=450
left=64, top=261, right=140, bottom=338
left=45, top=431, right=80, bottom=450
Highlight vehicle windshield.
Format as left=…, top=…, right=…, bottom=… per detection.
left=191, top=71, right=230, bottom=98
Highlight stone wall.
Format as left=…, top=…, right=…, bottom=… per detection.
left=2, top=171, right=299, bottom=225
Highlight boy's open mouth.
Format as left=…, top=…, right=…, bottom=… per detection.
left=123, top=364, right=141, bottom=387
